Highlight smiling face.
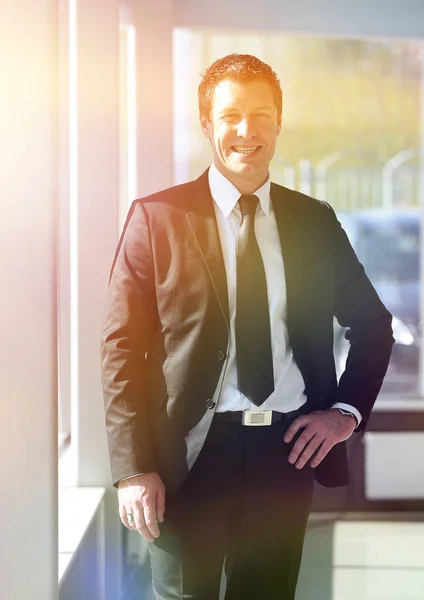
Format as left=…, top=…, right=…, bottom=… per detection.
left=200, top=78, right=281, bottom=195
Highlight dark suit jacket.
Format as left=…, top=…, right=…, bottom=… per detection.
left=101, top=169, right=394, bottom=494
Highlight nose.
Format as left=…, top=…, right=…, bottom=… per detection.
left=236, top=117, right=257, bottom=139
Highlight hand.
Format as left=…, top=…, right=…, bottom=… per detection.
left=118, top=472, right=166, bottom=542
left=283, top=408, right=356, bottom=470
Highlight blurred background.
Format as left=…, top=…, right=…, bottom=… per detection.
left=1, top=1, right=424, bottom=599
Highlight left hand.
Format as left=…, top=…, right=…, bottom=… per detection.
left=284, top=408, right=356, bottom=469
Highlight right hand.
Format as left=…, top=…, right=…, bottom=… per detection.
left=118, top=472, right=166, bottom=542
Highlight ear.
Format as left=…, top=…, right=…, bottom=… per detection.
left=200, top=115, right=211, bottom=139
left=276, top=117, right=282, bottom=136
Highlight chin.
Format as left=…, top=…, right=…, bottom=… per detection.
left=228, top=160, right=257, bottom=172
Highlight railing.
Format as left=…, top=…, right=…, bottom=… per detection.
left=271, top=148, right=420, bottom=212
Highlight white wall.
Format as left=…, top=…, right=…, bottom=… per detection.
left=175, top=0, right=424, bottom=39
left=134, top=0, right=175, bottom=196
left=0, top=0, right=58, bottom=597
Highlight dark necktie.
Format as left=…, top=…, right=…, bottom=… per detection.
left=236, top=195, right=274, bottom=406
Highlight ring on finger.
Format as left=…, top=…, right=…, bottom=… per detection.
left=127, top=513, right=135, bottom=523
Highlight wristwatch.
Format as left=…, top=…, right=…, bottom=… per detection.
left=335, top=408, right=358, bottom=428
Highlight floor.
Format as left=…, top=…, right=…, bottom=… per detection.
left=123, top=513, right=424, bottom=600
left=297, top=514, right=424, bottom=600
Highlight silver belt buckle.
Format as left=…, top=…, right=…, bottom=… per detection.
left=242, top=410, right=273, bottom=426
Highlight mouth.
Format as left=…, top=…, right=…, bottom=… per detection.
left=231, top=146, right=261, bottom=155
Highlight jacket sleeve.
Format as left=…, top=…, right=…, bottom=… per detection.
left=324, top=203, right=395, bottom=432
left=101, top=200, right=158, bottom=487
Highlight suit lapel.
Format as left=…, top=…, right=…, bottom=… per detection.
left=185, top=171, right=230, bottom=328
left=271, top=183, right=304, bottom=344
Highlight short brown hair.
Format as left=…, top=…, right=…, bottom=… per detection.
left=198, top=54, right=283, bottom=120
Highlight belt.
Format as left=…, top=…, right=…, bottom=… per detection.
left=214, top=408, right=305, bottom=427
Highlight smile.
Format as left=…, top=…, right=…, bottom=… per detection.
left=232, top=146, right=260, bottom=154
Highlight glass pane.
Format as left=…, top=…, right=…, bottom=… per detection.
left=336, top=210, right=420, bottom=397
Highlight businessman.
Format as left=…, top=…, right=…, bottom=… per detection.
left=101, top=54, right=394, bottom=599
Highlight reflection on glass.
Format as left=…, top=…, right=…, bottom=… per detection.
left=357, top=215, right=419, bottom=283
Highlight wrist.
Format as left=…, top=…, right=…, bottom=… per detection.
left=332, top=407, right=358, bottom=428
left=119, top=472, right=145, bottom=486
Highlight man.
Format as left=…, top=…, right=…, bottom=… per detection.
left=101, top=54, right=394, bottom=599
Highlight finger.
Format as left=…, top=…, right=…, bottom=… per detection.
left=119, top=504, right=135, bottom=531
left=310, top=440, right=335, bottom=468
left=143, top=501, right=160, bottom=539
left=156, top=487, right=166, bottom=523
left=133, top=508, right=156, bottom=542
left=288, top=429, right=315, bottom=465
left=284, top=416, right=311, bottom=443
left=293, top=435, right=322, bottom=469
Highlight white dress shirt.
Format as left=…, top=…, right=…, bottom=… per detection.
left=209, top=163, right=362, bottom=426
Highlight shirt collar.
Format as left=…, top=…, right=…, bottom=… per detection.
left=208, top=163, right=271, bottom=218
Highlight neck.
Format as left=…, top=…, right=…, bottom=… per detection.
left=215, top=163, right=268, bottom=196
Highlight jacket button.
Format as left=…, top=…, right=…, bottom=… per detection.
left=217, top=350, right=226, bottom=361
left=205, top=399, right=216, bottom=409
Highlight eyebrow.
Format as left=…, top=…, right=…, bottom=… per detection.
left=218, top=106, right=273, bottom=114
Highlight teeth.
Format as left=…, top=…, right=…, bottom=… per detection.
left=233, top=147, right=258, bottom=154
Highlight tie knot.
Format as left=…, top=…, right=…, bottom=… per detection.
left=239, top=195, right=259, bottom=217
